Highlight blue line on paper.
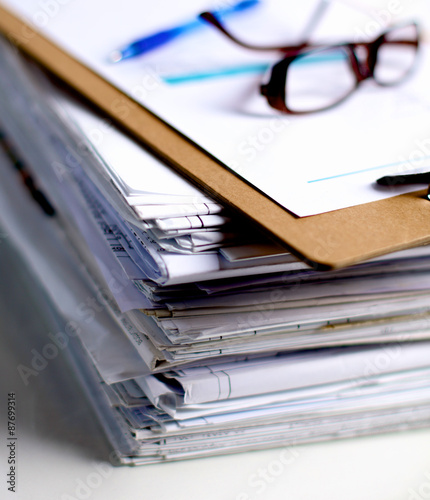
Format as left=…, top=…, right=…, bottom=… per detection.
left=308, top=154, right=430, bottom=183
left=163, top=52, right=345, bottom=85
left=162, top=63, right=270, bottom=84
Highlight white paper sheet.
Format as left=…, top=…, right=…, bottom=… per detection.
left=4, top=0, right=430, bottom=216
left=157, top=294, right=430, bottom=339
left=138, top=343, right=430, bottom=406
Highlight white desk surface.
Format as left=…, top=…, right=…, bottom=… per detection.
left=1, top=239, right=430, bottom=500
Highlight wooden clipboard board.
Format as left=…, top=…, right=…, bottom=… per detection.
left=1, top=3, right=430, bottom=270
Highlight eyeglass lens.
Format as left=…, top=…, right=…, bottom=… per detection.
left=373, top=24, right=418, bottom=85
left=285, top=47, right=356, bottom=113
left=284, top=23, right=417, bottom=113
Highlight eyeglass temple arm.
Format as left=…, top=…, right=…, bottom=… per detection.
left=298, top=0, right=331, bottom=44
left=199, top=11, right=312, bottom=54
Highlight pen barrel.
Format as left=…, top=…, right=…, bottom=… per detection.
left=216, top=0, right=259, bottom=16
left=121, top=24, right=198, bottom=59
left=115, top=0, right=260, bottom=61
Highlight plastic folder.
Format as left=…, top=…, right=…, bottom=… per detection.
left=1, top=3, right=430, bottom=270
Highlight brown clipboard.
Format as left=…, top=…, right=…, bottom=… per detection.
left=1, top=3, right=430, bottom=270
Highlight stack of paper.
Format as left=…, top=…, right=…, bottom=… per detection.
left=1, top=0, right=430, bottom=465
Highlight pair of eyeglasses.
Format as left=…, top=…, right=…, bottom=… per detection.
left=199, top=11, right=420, bottom=114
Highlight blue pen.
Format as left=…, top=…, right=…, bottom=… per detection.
left=110, top=0, right=259, bottom=63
